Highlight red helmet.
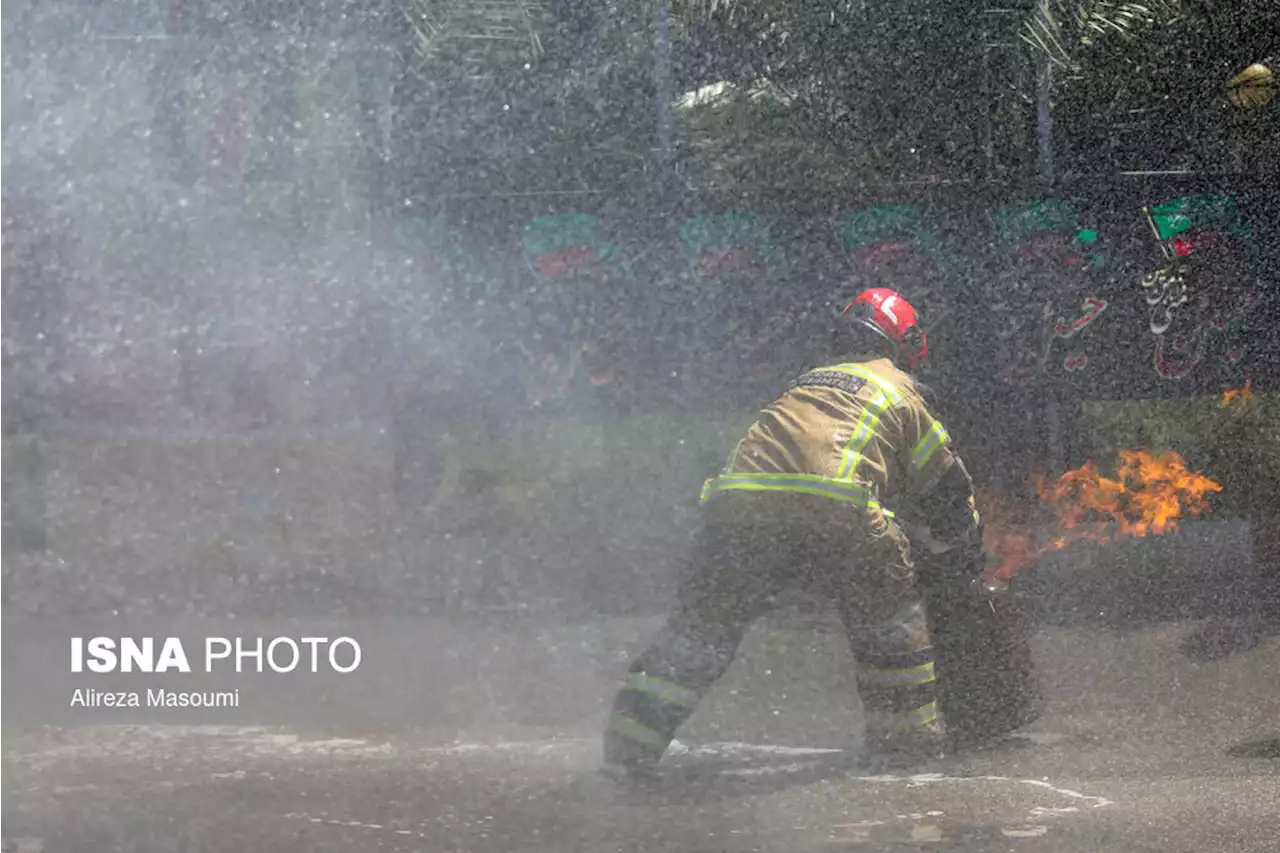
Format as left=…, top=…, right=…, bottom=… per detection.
left=839, top=287, right=929, bottom=370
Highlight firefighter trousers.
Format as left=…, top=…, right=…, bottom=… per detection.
left=604, top=491, right=942, bottom=769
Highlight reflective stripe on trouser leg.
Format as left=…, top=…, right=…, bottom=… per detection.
left=857, top=649, right=938, bottom=713
left=856, top=597, right=938, bottom=737
left=603, top=507, right=774, bottom=769
left=857, top=650, right=943, bottom=745
left=604, top=667, right=704, bottom=768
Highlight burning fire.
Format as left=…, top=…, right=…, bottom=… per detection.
left=977, top=490, right=1039, bottom=584
left=1221, top=378, right=1253, bottom=412
left=981, top=449, right=1222, bottom=583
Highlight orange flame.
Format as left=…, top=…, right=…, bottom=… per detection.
left=1221, top=378, right=1253, bottom=412
left=982, top=449, right=1222, bottom=583
left=977, top=488, right=1039, bottom=583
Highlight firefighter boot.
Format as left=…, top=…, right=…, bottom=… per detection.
left=602, top=721, right=664, bottom=781
left=854, top=601, right=946, bottom=760
left=602, top=666, right=704, bottom=780
left=857, top=655, right=947, bottom=760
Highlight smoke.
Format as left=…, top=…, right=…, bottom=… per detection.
left=0, top=5, right=563, bottom=621
left=2, top=5, right=482, bottom=436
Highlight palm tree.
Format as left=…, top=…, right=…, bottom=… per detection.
left=394, top=0, right=1275, bottom=195
left=1017, top=0, right=1276, bottom=174
left=395, top=1, right=649, bottom=197
left=1017, top=1, right=1193, bottom=74
left=403, top=0, right=548, bottom=68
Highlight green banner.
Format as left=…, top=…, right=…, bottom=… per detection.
left=988, top=198, right=1105, bottom=268
left=520, top=212, right=619, bottom=276
left=832, top=203, right=964, bottom=279
left=833, top=204, right=929, bottom=250
left=1147, top=194, right=1242, bottom=241
left=989, top=198, right=1080, bottom=244
left=678, top=212, right=786, bottom=274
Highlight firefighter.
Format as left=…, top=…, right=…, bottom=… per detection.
left=602, top=287, right=983, bottom=778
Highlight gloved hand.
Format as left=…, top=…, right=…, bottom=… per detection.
left=898, top=519, right=957, bottom=556
left=908, top=519, right=991, bottom=591
left=898, top=511, right=985, bottom=562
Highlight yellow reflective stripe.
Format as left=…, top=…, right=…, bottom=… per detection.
left=820, top=363, right=901, bottom=481
left=608, top=713, right=665, bottom=748
left=701, top=363, right=903, bottom=506
left=837, top=390, right=891, bottom=480
left=911, top=421, right=950, bottom=470
left=860, top=661, right=936, bottom=687
left=624, top=673, right=699, bottom=708
left=703, top=473, right=880, bottom=509
left=888, top=700, right=939, bottom=729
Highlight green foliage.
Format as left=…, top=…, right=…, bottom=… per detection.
left=1083, top=395, right=1219, bottom=451
left=1019, top=0, right=1191, bottom=75
left=674, top=79, right=870, bottom=193
left=404, top=0, right=547, bottom=69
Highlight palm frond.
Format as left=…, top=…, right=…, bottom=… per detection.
left=668, top=0, right=793, bottom=29
left=405, top=0, right=548, bottom=67
left=1020, top=1, right=1190, bottom=72
left=671, top=0, right=742, bottom=22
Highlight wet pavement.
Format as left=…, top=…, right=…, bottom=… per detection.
left=4, top=616, right=1278, bottom=853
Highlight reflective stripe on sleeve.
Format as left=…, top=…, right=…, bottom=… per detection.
left=911, top=421, right=950, bottom=471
